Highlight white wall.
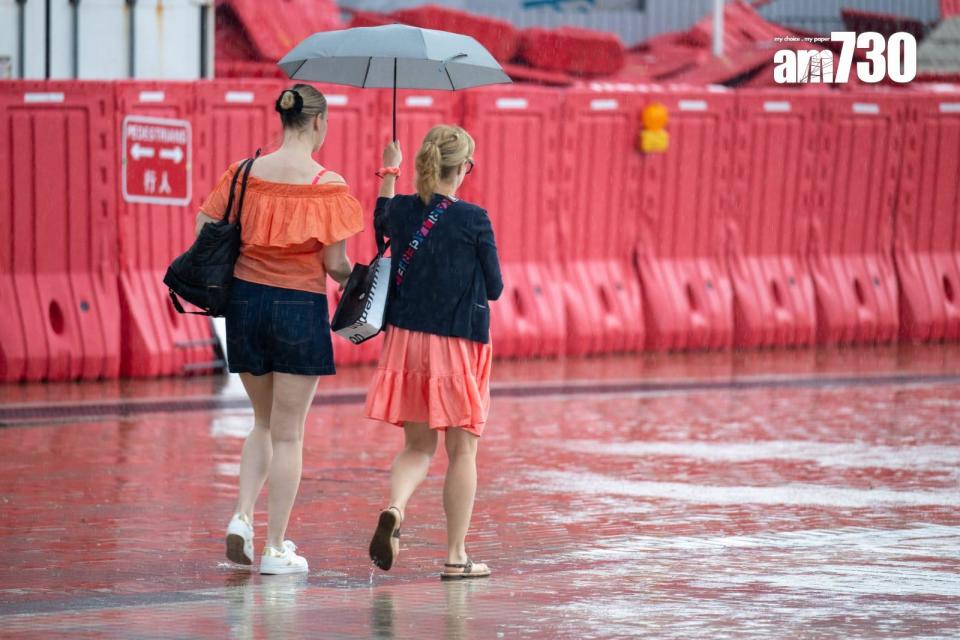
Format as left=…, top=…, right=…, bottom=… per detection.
left=78, top=0, right=129, bottom=79
left=133, top=0, right=205, bottom=79
left=0, top=0, right=48, bottom=78
left=0, top=0, right=210, bottom=80
left=0, top=1, right=19, bottom=78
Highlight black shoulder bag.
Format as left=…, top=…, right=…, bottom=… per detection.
left=163, top=154, right=257, bottom=317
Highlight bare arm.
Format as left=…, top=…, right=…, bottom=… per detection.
left=379, top=141, right=401, bottom=199
left=195, top=212, right=218, bottom=237
left=379, top=174, right=398, bottom=199
left=323, top=240, right=352, bottom=285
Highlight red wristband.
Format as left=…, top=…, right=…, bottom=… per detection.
left=376, top=167, right=401, bottom=178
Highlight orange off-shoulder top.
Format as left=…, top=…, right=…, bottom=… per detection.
left=199, top=163, right=364, bottom=295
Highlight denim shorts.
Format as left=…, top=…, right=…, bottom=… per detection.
left=225, top=278, right=336, bottom=376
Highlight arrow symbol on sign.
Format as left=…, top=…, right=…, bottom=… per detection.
left=159, top=146, right=184, bottom=164
left=130, top=143, right=155, bottom=160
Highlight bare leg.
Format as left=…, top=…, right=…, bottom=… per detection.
left=265, top=372, right=319, bottom=549
left=235, top=372, right=274, bottom=520
left=388, top=421, right=438, bottom=517
left=443, top=428, right=479, bottom=564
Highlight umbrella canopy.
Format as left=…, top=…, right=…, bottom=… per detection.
left=278, top=24, right=512, bottom=90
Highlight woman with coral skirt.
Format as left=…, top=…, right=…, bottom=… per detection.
left=365, top=125, right=503, bottom=580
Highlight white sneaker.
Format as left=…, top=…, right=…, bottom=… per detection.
left=260, top=540, right=309, bottom=575
left=225, top=513, right=254, bottom=566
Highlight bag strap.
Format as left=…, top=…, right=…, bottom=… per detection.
left=222, top=158, right=250, bottom=222
left=221, top=148, right=261, bottom=223
left=168, top=290, right=211, bottom=316
left=234, top=149, right=260, bottom=225
left=394, top=196, right=453, bottom=288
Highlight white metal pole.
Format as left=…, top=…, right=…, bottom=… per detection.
left=713, top=0, right=724, bottom=58
left=203, top=0, right=215, bottom=79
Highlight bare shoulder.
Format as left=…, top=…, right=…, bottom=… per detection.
left=318, top=170, right=347, bottom=185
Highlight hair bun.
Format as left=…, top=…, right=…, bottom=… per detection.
left=275, top=89, right=304, bottom=114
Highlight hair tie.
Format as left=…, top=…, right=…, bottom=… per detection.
left=275, top=90, right=304, bottom=114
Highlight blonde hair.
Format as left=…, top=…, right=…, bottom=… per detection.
left=275, top=84, right=327, bottom=130
left=415, top=125, right=475, bottom=205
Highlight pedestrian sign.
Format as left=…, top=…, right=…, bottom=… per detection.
left=121, top=115, right=192, bottom=205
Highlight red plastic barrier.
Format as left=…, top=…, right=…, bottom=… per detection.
left=727, top=91, right=818, bottom=347
left=0, top=82, right=121, bottom=381
left=500, top=63, right=575, bottom=87
left=115, top=82, right=218, bottom=377
left=219, top=0, right=342, bottom=62
left=894, top=92, right=960, bottom=341
left=671, top=46, right=774, bottom=87
left=557, top=89, right=645, bottom=355
left=214, top=61, right=287, bottom=80
left=348, top=10, right=394, bottom=29
left=459, top=87, right=566, bottom=358
left=390, top=5, right=520, bottom=63
left=944, top=0, right=960, bottom=18
left=915, top=72, right=960, bottom=84
left=809, top=94, right=901, bottom=345
left=196, top=80, right=285, bottom=186
left=519, top=28, right=625, bottom=77
left=840, top=8, right=925, bottom=41
left=214, top=5, right=260, bottom=63
left=611, top=47, right=706, bottom=84
left=634, top=88, right=735, bottom=351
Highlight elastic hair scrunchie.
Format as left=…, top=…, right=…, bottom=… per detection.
left=275, top=90, right=304, bottom=114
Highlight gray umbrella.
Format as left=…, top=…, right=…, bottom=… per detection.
left=277, top=24, right=513, bottom=140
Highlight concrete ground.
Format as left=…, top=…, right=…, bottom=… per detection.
left=1, top=345, right=958, bottom=639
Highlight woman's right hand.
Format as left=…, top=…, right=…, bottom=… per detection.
left=383, top=141, right=402, bottom=168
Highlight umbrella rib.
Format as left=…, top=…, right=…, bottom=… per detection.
left=445, top=64, right=457, bottom=91
left=291, top=59, right=307, bottom=79
left=361, top=57, right=372, bottom=89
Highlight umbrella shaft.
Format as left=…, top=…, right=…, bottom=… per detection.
left=392, top=58, right=397, bottom=142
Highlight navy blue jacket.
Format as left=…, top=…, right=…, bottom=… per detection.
left=374, top=193, right=503, bottom=344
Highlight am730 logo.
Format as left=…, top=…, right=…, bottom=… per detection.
left=773, top=31, right=917, bottom=84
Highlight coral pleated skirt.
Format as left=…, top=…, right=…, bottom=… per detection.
left=364, top=326, right=492, bottom=436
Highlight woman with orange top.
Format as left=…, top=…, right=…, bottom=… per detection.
left=365, top=126, right=503, bottom=580
left=196, top=85, right=363, bottom=575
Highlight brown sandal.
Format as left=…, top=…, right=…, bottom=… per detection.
left=369, top=506, right=402, bottom=571
left=441, top=558, right=491, bottom=580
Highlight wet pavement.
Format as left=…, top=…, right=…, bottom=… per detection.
left=1, top=345, right=959, bottom=638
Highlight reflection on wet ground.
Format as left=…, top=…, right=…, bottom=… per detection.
left=1, top=346, right=959, bottom=638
